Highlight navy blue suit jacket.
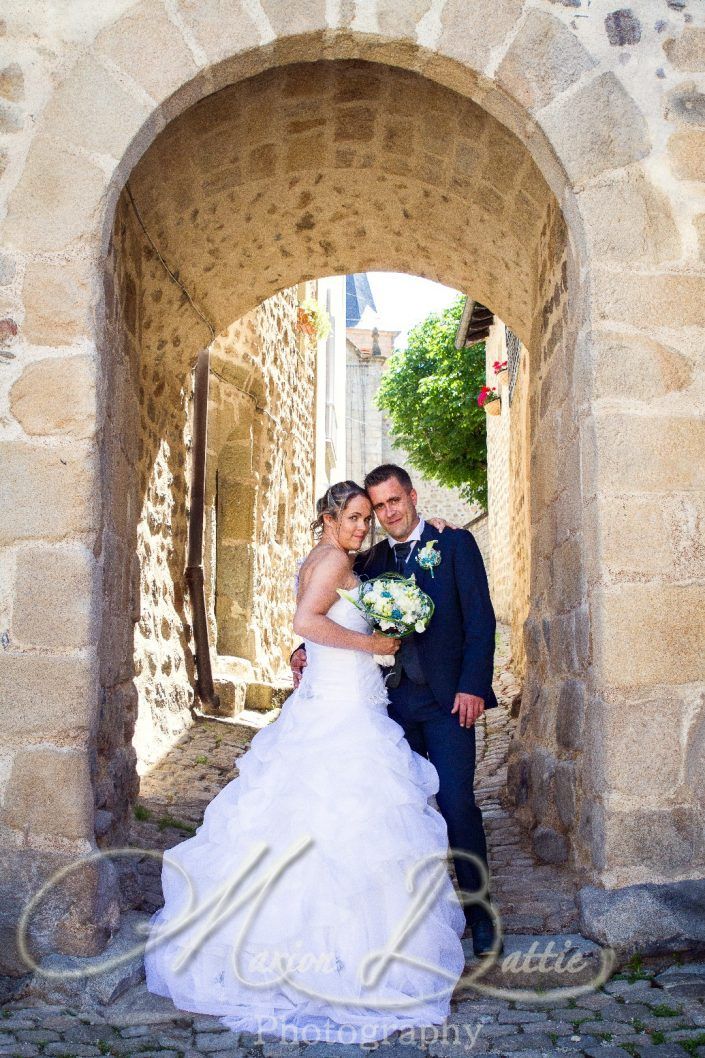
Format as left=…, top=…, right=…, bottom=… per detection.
left=353, top=522, right=498, bottom=711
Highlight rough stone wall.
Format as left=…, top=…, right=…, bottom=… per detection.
left=100, top=192, right=208, bottom=814
left=484, top=322, right=531, bottom=673
left=206, top=360, right=262, bottom=665
left=97, top=194, right=143, bottom=852
left=205, top=289, right=316, bottom=683
left=508, top=342, right=531, bottom=682
left=408, top=475, right=481, bottom=528
left=485, top=326, right=513, bottom=624
left=466, top=511, right=490, bottom=570
left=507, top=204, right=592, bottom=874
left=101, top=224, right=317, bottom=815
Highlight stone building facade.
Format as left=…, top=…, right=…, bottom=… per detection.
left=313, top=274, right=348, bottom=502
left=98, top=196, right=323, bottom=826
left=0, top=0, right=703, bottom=973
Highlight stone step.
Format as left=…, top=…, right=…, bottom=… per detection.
left=210, top=677, right=247, bottom=717
left=244, top=681, right=292, bottom=712
left=30, top=911, right=150, bottom=1009
left=655, top=961, right=705, bottom=999
left=193, top=705, right=281, bottom=729
left=204, top=666, right=293, bottom=718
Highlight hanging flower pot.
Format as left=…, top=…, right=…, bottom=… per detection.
left=296, top=298, right=332, bottom=344
left=493, top=359, right=509, bottom=388
left=477, top=384, right=501, bottom=415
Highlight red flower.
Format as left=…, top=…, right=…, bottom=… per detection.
left=477, top=385, right=497, bottom=408
left=493, top=359, right=508, bottom=375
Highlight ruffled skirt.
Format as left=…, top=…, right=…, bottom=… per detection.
left=143, top=659, right=466, bottom=1043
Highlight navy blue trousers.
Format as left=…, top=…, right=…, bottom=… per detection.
left=387, top=674, right=492, bottom=927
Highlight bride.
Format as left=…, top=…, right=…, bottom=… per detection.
left=143, top=480, right=467, bottom=1044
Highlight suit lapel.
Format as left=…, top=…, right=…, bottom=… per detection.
left=379, top=536, right=393, bottom=576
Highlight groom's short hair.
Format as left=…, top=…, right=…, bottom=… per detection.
left=364, top=463, right=414, bottom=492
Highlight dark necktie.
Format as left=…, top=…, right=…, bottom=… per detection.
left=393, top=540, right=413, bottom=574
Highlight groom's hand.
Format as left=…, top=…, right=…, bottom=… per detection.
left=451, top=692, right=485, bottom=727
left=291, top=646, right=307, bottom=688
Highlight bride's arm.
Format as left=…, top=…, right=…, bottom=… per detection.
left=293, top=551, right=399, bottom=656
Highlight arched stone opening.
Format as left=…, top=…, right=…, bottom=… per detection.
left=1, top=6, right=702, bottom=972
left=98, top=56, right=591, bottom=916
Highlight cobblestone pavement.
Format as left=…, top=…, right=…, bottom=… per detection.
left=5, top=628, right=705, bottom=1056
left=4, top=963, right=705, bottom=1057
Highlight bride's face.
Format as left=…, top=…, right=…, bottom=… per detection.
left=324, top=495, right=373, bottom=551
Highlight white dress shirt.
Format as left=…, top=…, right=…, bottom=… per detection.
left=391, top=516, right=426, bottom=564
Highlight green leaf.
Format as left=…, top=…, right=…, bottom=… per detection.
left=375, top=294, right=488, bottom=509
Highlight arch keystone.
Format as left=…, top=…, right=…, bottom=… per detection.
left=95, top=0, right=200, bottom=102
left=173, top=0, right=265, bottom=62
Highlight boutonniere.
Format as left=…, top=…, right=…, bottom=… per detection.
left=416, top=539, right=442, bottom=578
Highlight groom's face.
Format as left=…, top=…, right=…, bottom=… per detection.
left=366, top=476, right=419, bottom=541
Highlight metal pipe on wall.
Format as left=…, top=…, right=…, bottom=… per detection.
left=185, top=346, right=221, bottom=711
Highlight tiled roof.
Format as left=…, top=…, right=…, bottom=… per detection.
left=454, top=298, right=494, bottom=348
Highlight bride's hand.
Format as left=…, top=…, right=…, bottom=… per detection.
left=368, top=632, right=401, bottom=656
left=427, top=516, right=461, bottom=532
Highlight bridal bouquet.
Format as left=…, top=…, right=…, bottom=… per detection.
left=338, top=572, right=434, bottom=637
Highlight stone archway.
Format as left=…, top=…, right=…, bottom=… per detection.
left=1, top=4, right=703, bottom=973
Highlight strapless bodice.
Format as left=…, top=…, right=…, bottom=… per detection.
left=319, top=584, right=371, bottom=633
left=298, top=583, right=389, bottom=709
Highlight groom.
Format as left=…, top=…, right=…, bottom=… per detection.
left=291, top=464, right=502, bottom=957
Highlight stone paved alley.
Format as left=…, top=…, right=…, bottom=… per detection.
left=3, top=629, right=705, bottom=1057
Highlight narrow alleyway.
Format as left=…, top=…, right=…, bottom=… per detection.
left=4, top=629, right=705, bottom=1056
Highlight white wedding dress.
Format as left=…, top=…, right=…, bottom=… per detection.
left=143, top=584, right=466, bottom=1043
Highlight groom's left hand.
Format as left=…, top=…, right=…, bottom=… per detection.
left=451, top=692, right=485, bottom=727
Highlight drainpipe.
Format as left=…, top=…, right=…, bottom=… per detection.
left=185, top=346, right=221, bottom=712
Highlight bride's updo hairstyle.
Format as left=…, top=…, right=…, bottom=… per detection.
left=310, top=480, right=368, bottom=540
